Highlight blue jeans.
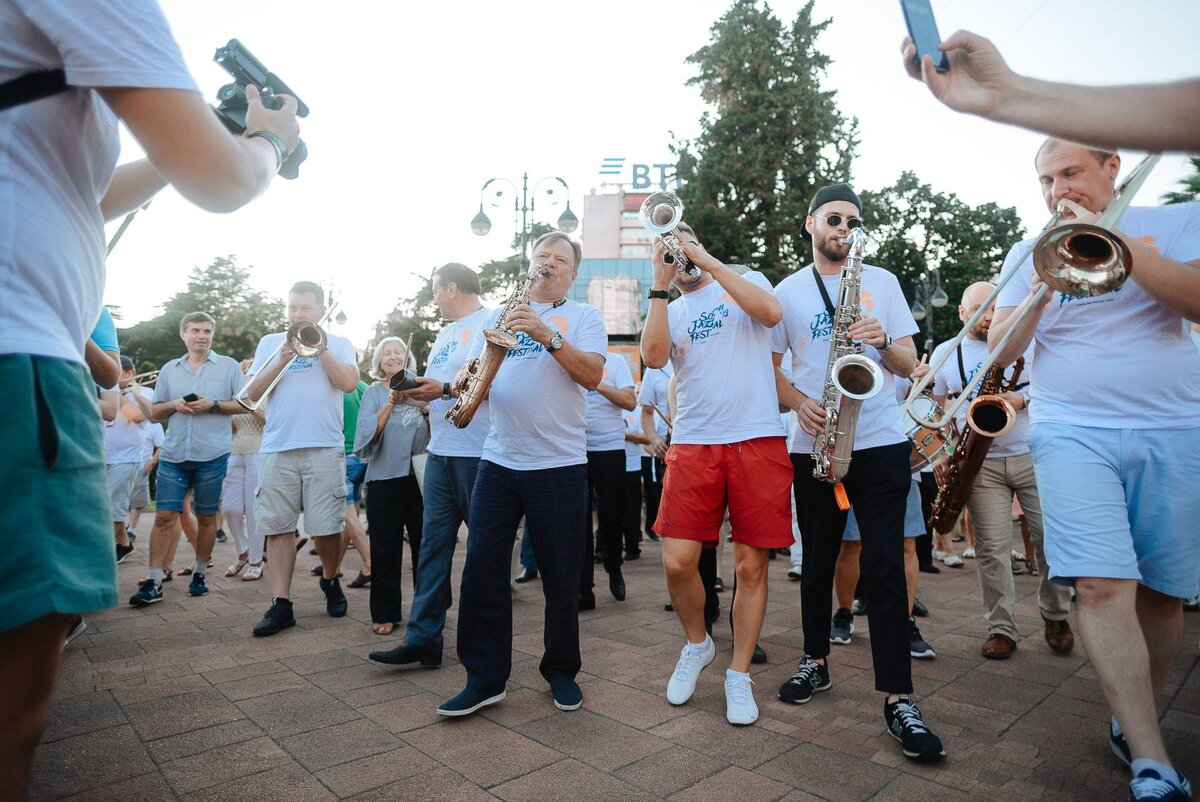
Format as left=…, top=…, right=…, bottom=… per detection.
left=403, top=454, right=479, bottom=650
left=156, top=454, right=230, bottom=516
left=457, top=460, right=588, bottom=692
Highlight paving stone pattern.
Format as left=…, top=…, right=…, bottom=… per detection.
left=35, top=527, right=1200, bottom=801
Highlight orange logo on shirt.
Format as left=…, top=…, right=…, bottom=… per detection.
left=459, top=330, right=471, bottom=346
left=548, top=315, right=569, bottom=334
left=860, top=291, right=875, bottom=312
left=1137, top=235, right=1161, bottom=254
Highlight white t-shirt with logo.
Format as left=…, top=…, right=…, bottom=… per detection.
left=470, top=299, right=608, bottom=470
left=249, top=331, right=359, bottom=453
left=586, top=352, right=635, bottom=452
left=104, top=387, right=149, bottom=464
left=995, top=204, right=1200, bottom=428
left=624, top=409, right=645, bottom=472
left=666, top=272, right=785, bottom=445
left=637, top=362, right=673, bottom=439
left=0, top=1, right=197, bottom=363
left=931, top=337, right=1033, bottom=458
left=773, top=264, right=920, bottom=454
left=424, top=305, right=493, bottom=458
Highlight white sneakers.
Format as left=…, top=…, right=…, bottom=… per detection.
left=724, top=669, right=758, bottom=725
left=666, top=636, right=716, bottom=705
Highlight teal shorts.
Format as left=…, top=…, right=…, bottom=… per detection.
left=0, top=355, right=117, bottom=632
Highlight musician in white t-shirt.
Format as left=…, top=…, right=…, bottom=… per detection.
left=989, top=140, right=1200, bottom=798
left=437, top=233, right=607, bottom=719
left=931, top=282, right=1071, bottom=660
left=245, top=282, right=361, bottom=637
left=637, top=363, right=672, bottom=540
left=772, top=183, right=944, bottom=762
left=641, top=221, right=792, bottom=727
left=370, top=263, right=493, bottom=669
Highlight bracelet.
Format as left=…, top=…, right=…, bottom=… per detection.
left=247, top=131, right=286, bottom=172
left=647, top=289, right=669, bottom=300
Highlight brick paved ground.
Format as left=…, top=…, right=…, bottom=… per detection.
left=35, top=525, right=1200, bottom=801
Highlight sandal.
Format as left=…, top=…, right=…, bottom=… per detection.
left=942, top=554, right=965, bottom=568
left=372, top=622, right=395, bottom=636
left=226, top=557, right=250, bottom=577
left=242, top=562, right=264, bottom=581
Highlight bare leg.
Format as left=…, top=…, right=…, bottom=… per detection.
left=663, top=538, right=706, bottom=644
left=834, top=540, right=862, bottom=610
left=127, top=506, right=142, bottom=532
left=343, top=505, right=370, bottom=574
left=163, top=516, right=182, bottom=569
left=904, top=539, right=918, bottom=614
left=729, top=544, right=769, bottom=672
left=113, top=521, right=128, bottom=547
left=0, top=614, right=70, bottom=799
left=315, top=533, right=344, bottom=581
left=266, top=532, right=299, bottom=599
left=1075, top=577, right=1172, bottom=764
left=1136, top=585, right=1185, bottom=704
left=194, top=513, right=219, bottom=566
left=149, top=510, right=181, bottom=570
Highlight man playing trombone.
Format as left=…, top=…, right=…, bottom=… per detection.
left=989, top=140, right=1200, bottom=802
left=243, top=282, right=360, bottom=636
left=129, top=312, right=244, bottom=606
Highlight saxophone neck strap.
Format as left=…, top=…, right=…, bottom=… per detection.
left=811, top=265, right=836, bottom=321
left=956, top=344, right=968, bottom=388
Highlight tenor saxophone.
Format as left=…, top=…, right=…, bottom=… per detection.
left=444, top=263, right=549, bottom=429
left=928, top=357, right=1024, bottom=533
left=811, top=227, right=884, bottom=509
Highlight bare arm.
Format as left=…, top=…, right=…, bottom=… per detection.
left=774, top=352, right=825, bottom=437
left=320, top=350, right=361, bottom=393
left=680, top=242, right=782, bottom=327
left=595, top=384, right=637, bottom=411
left=99, top=159, right=166, bottom=222
left=97, top=85, right=299, bottom=213
left=902, top=30, right=1200, bottom=152
left=85, top=341, right=120, bottom=388
left=97, top=389, right=118, bottom=422
left=641, top=243, right=677, bottom=369
left=505, top=306, right=605, bottom=389
left=1117, top=243, right=1200, bottom=321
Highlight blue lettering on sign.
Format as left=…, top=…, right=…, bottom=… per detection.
left=599, top=156, right=678, bottom=190
left=688, top=304, right=729, bottom=343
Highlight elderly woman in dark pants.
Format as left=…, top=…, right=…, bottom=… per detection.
left=355, top=337, right=429, bottom=636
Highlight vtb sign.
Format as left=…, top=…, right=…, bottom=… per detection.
left=598, top=157, right=679, bottom=190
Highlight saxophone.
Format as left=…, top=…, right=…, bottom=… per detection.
left=811, top=227, right=885, bottom=509
left=928, top=356, right=1024, bottom=533
left=444, top=263, right=549, bottom=429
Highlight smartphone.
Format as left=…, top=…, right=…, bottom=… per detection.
left=900, top=0, right=949, bottom=73
left=182, top=393, right=199, bottom=402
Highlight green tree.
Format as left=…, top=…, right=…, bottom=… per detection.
left=861, top=172, right=1025, bottom=349
left=1162, top=155, right=1200, bottom=205
left=118, top=256, right=285, bottom=368
left=672, top=0, right=859, bottom=283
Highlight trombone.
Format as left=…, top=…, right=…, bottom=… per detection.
left=129, top=370, right=159, bottom=388
left=234, top=306, right=337, bottom=412
left=905, top=153, right=1160, bottom=430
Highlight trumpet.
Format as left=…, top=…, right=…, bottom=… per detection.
left=639, top=192, right=701, bottom=277
left=905, top=153, right=1159, bottom=430
left=234, top=307, right=336, bottom=412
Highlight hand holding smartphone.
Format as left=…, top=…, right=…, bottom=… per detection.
left=182, top=393, right=199, bottom=403
left=900, top=0, right=949, bottom=73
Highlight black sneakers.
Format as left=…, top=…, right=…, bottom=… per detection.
left=909, top=618, right=936, bottom=659
left=115, top=543, right=134, bottom=564
left=778, top=656, right=831, bottom=704
left=830, top=608, right=854, bottom=645
left=885, top=697, right=946, bottom=761
left=253, top=598, right=295, bottom=637
left=320, top=576, right=348, bottom=617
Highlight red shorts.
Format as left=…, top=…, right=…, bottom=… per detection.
left=655, top=436, right=794, bottom=549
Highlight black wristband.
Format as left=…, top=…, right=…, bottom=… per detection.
left=442, top=381, right=451, bottom=400
left=648, top=289, right=669, bottom=300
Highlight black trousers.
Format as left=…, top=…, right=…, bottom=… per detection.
left=621, top=470, right=642, bottom=555
left=915, top=471, right=938, bottom=569
left=581, top=449, right=626, bottom=592
left=641, top=455, right=665, bottom=534
left=365, top=474, right=423, bottom=625
left=794, top=442, right=912, bottom=694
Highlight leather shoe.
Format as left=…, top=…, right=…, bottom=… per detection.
left=515, top=567, right=538, bottom=583
left=369, top=642, right=442, bottom=667
left=1042, top=615, right=1075, bottom=655
left=609, top=568, right=626, bottom=601
left=981, top=633, right=1017, bottom=659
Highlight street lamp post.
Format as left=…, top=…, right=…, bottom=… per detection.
left=909, top=269, right=949, bottom=357
left=470, top=173, right=578, bottom=271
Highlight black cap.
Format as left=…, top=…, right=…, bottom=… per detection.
left=802, top=183, right=862, bottom=242
left=119, top=355, right=134, bottom=371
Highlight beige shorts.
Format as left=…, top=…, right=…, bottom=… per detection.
left=255, top=447, right=347, bottom=537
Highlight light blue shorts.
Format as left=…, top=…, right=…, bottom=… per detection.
left=843, top=478, right=924, bottom=541
left=1027, top=423, right=1200, bottom=599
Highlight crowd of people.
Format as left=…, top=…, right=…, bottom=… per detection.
left=3, top=3, right=1199, bottom=801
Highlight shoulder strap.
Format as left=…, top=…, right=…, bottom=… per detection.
left=0, top=69, right=69, bottom=112
left=811, top=265, right=836, bottom=320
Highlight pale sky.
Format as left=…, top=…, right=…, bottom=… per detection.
left=104, top=0, right=1200, bottom=346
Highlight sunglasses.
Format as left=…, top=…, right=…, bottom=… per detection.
left=813, top=213, right=863, bottom=230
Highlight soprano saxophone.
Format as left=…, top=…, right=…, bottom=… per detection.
left=444, top=263, right=549, bottom=429
left=811, top=227, right=884, bottom=507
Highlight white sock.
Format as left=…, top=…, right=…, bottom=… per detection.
left=1111, top=716, right=1122, bottom=737
left=1131, top=758, right=1182, bottom=783
left=686, top=635, right=712, bottom=651
left=193, top=561, right=206, bottom=577
left=148, top=567, right=164, bottom=586
left=726, top=668, right=749, bottom=680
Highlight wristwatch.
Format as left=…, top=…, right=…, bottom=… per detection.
left=441, top=381, right=451, bottom=400
left=648, top=289, right=669, bottom=300
left=209, top=400, right=221, bottom=414
left=879, top=333, right=893, bottom=351
left=547, top=332, right=564, bottom=353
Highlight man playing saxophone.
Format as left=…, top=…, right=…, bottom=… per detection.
left=773, top=184, right=945, bottom=761
left=929, top=282, right=1072, bottom=660
left=437, top=232, right=607, bottom=719
left=989, top=140, right=1200, bottom=802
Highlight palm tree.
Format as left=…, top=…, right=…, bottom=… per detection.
left=1162, top=155, right=1200, bottom=205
